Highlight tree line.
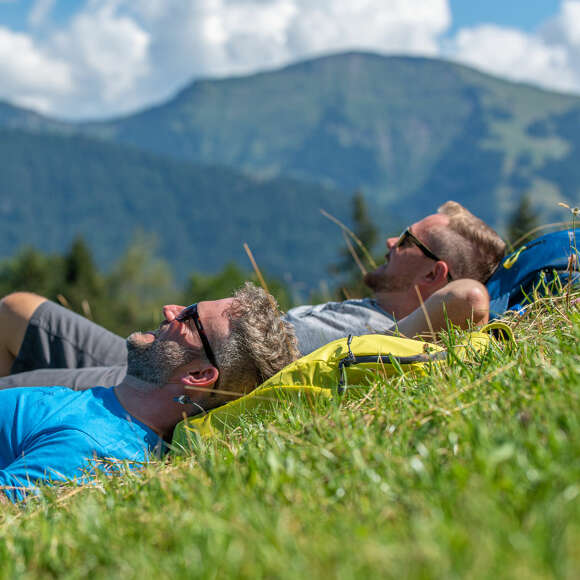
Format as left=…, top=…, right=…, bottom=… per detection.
left=0, top=192, right=539, bottom=337
left=0, top=233, right=291, bottom=338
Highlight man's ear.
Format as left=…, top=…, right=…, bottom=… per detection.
left=180, top=366, right=219, bottom=389
left=424, top=261, right=450, bottom=286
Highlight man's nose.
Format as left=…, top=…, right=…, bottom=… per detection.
left=386, top=237, right=398, bottom=250
left=162, top=305, right=184, bottom=322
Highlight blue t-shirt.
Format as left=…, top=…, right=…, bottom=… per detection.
left=0, top=386, right=162, bottom=502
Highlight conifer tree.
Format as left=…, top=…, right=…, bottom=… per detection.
left=330, top=191, right=379, bottom=298
left=0, top=247, right=63, bottom=298
left=64, top=237, right=101, bottom=294
left=61, top=236, right=105, bottom=318
left=507, top=193, right=540, bottom=248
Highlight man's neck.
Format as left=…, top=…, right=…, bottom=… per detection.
left=373, top=290, right=418, bottom=321
left=114, top=376, right=195, bottom=440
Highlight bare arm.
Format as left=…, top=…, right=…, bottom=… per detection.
left=395, top=279, right=490, bottom=339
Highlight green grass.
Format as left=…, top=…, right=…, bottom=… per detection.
left=1, top=297, right=580, bottom=578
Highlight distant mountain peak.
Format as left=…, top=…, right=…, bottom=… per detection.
left=1, top=50, right=579, bottom=243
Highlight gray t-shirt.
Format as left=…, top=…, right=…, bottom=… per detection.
left=284, top=298, right=395, bottom=355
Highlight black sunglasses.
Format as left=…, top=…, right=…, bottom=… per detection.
left=176, top=303, right=219, bottom=369
left=396, top=228, right=453, bottom=281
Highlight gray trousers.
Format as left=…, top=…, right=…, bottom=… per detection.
left=0, top=301, right=128, bottom=389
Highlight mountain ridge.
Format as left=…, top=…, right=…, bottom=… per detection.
left=80, top=51, right=580, bottom=228
left=1, top=51, right=580, bottom=290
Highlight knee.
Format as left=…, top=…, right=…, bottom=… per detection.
left=0, top=292, right=47, bottom=324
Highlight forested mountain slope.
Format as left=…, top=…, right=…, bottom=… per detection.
left=83, top=52, right=580, bottom=229
left=0, top=128, right=355, bottom=288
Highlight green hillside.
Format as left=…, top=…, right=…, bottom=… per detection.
left=0, top=128, right=357, bottom=290
left=2, top=52, right=580, bottom=281
left=81, top=52, right=580, bottom=230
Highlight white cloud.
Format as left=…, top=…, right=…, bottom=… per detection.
left=451, top=25, right=575, bottom=92
left=119, top=0, right=451, bottom=114
left=15, top=94, right=54, bottom=114
left=547, top=0, right=580, bottom=45
left=0, top=26, right=71, bottom=102
left=282, top=0, right=449, bottom=58
left=450, top=0, right=580, bottom=95
left=9, top=0, right=580, bottom=119
left=53, top=2, right=150, bottom=105
left=0, top=0, right=453, bottom=118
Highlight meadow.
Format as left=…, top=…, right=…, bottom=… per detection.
left=0, top=295, right=579, bottom=579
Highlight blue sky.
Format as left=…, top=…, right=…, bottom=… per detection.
left=447, top=0, right=561, bottom=34
left=0, top=1, right=564, bottom=35
left=0, top=1, right=578, bottom=119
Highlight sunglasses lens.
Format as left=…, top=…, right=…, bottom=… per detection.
left=176, top=304, right=195, bottom=321
left=397, top=230, right=409, bottom=248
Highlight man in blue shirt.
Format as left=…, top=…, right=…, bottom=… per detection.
left=0, top=284, right=298, bottom=503
left=0, top=385, right=160, bottom=503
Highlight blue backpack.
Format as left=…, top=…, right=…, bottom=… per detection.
left=486, top=229, right=580, bottom=318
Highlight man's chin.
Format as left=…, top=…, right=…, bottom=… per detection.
left=125, top=334, right=195, bottom=388
left=363, top=268, right=389, bottom=292
left=127, top=332, right=155, bottom=344
left=127, top=331, right=156, bottom=347
left=364, top=268, right=408, bottom=294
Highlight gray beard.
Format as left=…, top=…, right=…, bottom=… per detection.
left=126, top=333, right=197, bottom=388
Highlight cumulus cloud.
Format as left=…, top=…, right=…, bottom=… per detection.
left=0, top=0, right=451, bottom=118
left=119, top=0, right=451, bottom=114
left=0, top=26, right=71, bottom=112
left=451, top=25, right=575, bottom=92
left=3, top=0, right=580, bottom=120
left=53, top=2, right=150, bottom=105
left=282, top=0, right=449, bottom=58
left=542, top=0, right=580, bottom=86
left=450, top=0, right=580, bottom=95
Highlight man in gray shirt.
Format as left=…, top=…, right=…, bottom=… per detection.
left=0, top=201, right=505, bottom=389
left=282, top=200, right=504, bottom=352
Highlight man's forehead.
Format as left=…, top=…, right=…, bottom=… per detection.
left=200, top=297, right=235, bottom=317
left=412, top=213, right=449, bottom=236
left=197, top=298, right=235, bottom=338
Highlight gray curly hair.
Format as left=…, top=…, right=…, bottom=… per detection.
left=211, top=282, right=299, bottom=404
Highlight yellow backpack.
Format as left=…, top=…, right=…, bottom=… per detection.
left=171, top=324, right=512, bottom=450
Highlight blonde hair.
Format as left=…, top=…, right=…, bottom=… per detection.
left=432, top=201, right=506, bottom=283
